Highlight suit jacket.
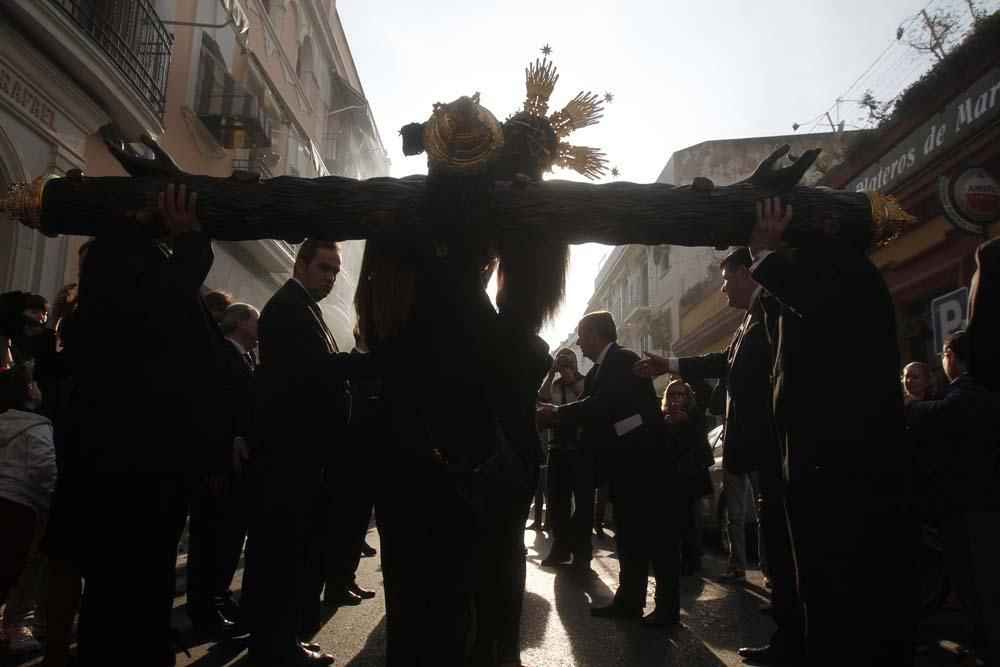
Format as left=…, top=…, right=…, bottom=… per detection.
left=968, top=236, right=999, bottom=391
left=71, top=230, right=230, bottom=474
left=558, top=343, right=670, bottom=456
left=253, top=279, right=372, bottom=481
left=905, top=374, right=1000, bottom=509
left=751, top=243, right=907, bottom=487
left=678, top=295, right=774, bottom=475
left=209, top=338, right=256, bottom=473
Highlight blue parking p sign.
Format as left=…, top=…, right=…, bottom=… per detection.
left=931, top=287, right=969, bottom=354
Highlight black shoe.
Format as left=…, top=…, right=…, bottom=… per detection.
left=595, top=528, right=609, bottom=540
left=526, top=521, right=543, bottom=531
left=737, top=644, right=799, bottom=665
left=540, top=552, right=571, bottom=567
left=360, top=541, right=377, bottom=557
left=589, top=603, right=643, bottom=619
left=348, top=582, right=376, bottom=599
left=299, top=641, right=322, bottom=652
left=323, top=588, right=363, bottom=607
left=189, top=608, right=237, bottom=638
left=277, top=645, right=335, bottom=666
left=570, top=556, right=592, bottom=571
left=640, top=607, right=680, bottom=628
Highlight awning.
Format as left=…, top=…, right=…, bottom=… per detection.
left=219, top=0, right=250, bottom=38
left=195, top=42, right=271, bottom=149
left=331, top=72, right=374, bottom=134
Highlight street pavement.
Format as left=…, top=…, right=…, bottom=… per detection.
left=169, top=526, right=768, bottom=667
left=9, top=522, right=979, bottom=666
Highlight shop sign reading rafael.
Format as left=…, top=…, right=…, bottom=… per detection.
left=938, top=167, right=1000, bottom=234
left=847, top=66, right=1000, bottom=194
left=0, top=63, right=59, bottom=133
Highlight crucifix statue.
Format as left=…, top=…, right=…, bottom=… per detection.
left=0, top=54, right=913, bottom=253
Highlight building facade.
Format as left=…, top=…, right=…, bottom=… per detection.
left=824, top=24, right=999, bottom=373
left=581, top=132, right=851, bottom=392
left=0, top=0, right=387, bottom=346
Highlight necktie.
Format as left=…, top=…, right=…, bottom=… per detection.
left=308, top=301, right=338, bottom=352
left=243, top=351, right=255, bottom=371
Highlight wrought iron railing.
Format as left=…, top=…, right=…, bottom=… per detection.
left=50, top=0, right=173, bottom=117
left=232, top=157, right=274, bottom=179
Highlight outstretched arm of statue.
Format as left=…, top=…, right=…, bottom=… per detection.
left=1, top=136, right=915, bottom=250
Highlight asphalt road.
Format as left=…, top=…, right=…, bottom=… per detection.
left=169, top=525, right=778, bottom=667
left=9, top=521, right=977, bottom=666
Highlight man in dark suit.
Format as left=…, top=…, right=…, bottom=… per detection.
left=747, top=197, right=915, bottom=665
left=538, top=311, right=679, bottom=627
left=905, top=330, right=1000, bottom=665
left=71, top=184, right=232, bottom=666
left=246, top=240, right=372, bottom=667
left=635, top=247, right=803, bottom=663
left=186, top=303, right=258, bottom=636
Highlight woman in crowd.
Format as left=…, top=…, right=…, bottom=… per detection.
left=0, top=366, right=56, bottom=655
left=536, top=347, right=590, bottom=566
left=902, top=361, right=934, bottom=402
left=661, top=380, right=713, bottom=575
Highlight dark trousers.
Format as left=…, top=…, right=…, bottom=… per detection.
left=0, top=498, right=36, bottom=605
left=322, top=467, right=375, bottom=595
left=611, top=454, right=681, bottom=616
left=376, top=465, right=472, bottom=667
left=76, top=473, right=190, bottom=667
left=756, top=463, right=803, bottom=652
left=785, top=478, right=916, bottom=666
left=545, top=449, right=596, bottom=561
left=470, top=470, right=537, bottom=666
left=245, top=470, right=325, bottom=660
left=942, top=507, right=1000, bottom=664
left=682, top=499, right=704, bottom=565
left=186, top=479, right=247, bottom=621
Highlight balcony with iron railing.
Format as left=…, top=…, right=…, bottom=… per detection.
left=622, top=288, right=651, bottom=325
left=49, top=0, right=172, bottom=117
left=232, top=157, right=275, bottom=180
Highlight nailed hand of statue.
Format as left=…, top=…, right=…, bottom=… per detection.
left=740, top=144, right=822, bottom=191
left=104, top=133, right=186, bottom=179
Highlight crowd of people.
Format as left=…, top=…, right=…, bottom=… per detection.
left=0, top=181, right=996, bottom=667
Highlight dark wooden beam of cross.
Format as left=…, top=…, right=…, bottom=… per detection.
left=1, top=135, right=915, bottom=251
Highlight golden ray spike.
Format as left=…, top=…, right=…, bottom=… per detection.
left=523, top=58, right=559, bottom=117
left=549, top=91, right=604, bottom=138
left=555, top=143, right=608, bottom=180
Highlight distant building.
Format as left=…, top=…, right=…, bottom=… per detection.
left=0, top=0, right=387, bottom=346
left=583, top=131, right=854, bottom=393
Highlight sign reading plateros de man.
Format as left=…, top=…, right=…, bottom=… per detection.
left=847, top=66, right=1000, bottom=194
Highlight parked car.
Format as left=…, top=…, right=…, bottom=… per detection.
left=699, top=424, right=759, bottom=558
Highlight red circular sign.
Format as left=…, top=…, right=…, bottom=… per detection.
left=954, top=168, right=1000, bottom=223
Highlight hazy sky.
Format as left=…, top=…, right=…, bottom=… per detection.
left=338, top=0, right=991, bottom=349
